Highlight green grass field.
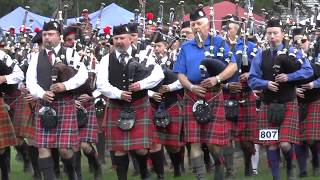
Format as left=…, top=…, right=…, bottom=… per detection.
left=7, top=148, right=320, bottom=180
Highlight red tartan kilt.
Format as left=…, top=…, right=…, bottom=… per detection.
left=0, top=97, right=17, bottom=149
left=183, top=89, right=230, bottom=145
left=151, top=101, right=185, bottom=147
left=223, top=91, right=257, bottom=142
left=10, top=92, right=35, bottom=140
left=79, top=100, right=98, bottom=143
left=34, top=96, right=80, bottom=148
left=299, top=100, right=320, bottom=141
left=256, top=100, right=300, bottom=145
left=105, top=96, right=156, bottom=151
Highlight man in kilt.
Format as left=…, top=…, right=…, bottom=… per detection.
left=26, top=21, right=88, bottom=180
left=0, top=48, right=24, bottom=180
left=294, top=26, right=320, bottom=177
left=173, top=7, right=237, bottom=180
left=62, top=26, right=102, bottom=180
left=248, top=17, right=313, bottom=180
left=149, top=33, right=185, bottom=178
left=220, top=15, right=258, bottom=178
left=96, top=24, right=164, bottom=180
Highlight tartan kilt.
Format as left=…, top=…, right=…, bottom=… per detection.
left=151, top=101, right=185, bottom=147
left=256, top=100, right=300, bottom=145
left=299, top=100, right=320, bottom=141
left=183, top=89, right=230, bottom=145
left=105, top=96, right=155, bottom=151
left=7, top=91, right=35, bottom=139
left=79, top=100, right=98, bottom=143
left=34, top=96, right=80, bottom=148
left=0, top=97, right=17, bottom=149
left=223, top=90, right=257, bottom=142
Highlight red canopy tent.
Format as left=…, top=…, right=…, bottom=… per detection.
left=184, top=0, right=264, bottom=31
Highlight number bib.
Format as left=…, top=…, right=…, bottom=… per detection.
left=259, top=129, right=279, bottom=141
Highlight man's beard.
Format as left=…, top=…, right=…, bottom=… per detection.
left=114, top=44, right=126, bottom=53
left=43, top=41, right=56, bottom=50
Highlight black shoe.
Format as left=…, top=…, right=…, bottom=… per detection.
left=299, top=171, right=307, bottom=178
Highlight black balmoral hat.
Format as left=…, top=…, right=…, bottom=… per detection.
left=32, top=30, right=42, bottom=44
left=190, top=7, right=206, bottom=21
left=292, top=27, right=305, bottom=37
left=181, top=21, right=190, bottom=29
left=43, top=21, right=61, bottom=34
left=266, top=17, right=283, bottom=29
left=128, top=23, right=139, bottom=34
left=113, top=24, right=130, bottom=36
left=154, top=33, right=167, bottom=43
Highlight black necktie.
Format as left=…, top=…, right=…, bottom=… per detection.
left=272, top=49, right=277, bottom=59
left=119, top=52, right=129, bottom=66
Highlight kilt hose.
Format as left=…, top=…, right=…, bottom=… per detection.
left=183, top=89, right=230, bottom=145
left=34, top=96, right=80, bottom=149
left=223, top=90, right=257, bottom=142
left=105, top=96, right=156, bottom=151
left=4, top=91, right=35, bottom=140
left=256, top=100, right=300, bottom=145
left=151, top=101, right=185, bottom=147
left=79, top=100, right=98, bottom=143
left=0, top=97, right=17, bottom=149
left=299, top=100, right=320, bottom=142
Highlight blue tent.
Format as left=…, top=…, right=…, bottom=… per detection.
left=0, top=3, right=134, bottom=34
left=68, top=3, right=134, bottom=33
left=0, top=7, right=50, bottom=33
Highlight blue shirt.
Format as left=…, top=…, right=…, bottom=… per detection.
left=173, top=34, right=236, bottom=83
left=227, top=38, right=257, bottom=83
left=248, top=44, right=313, bottom=90
left=312, top=53, right=320, bottom=88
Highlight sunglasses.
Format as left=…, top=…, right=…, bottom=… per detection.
left=294, top=38, right=307, bottom=44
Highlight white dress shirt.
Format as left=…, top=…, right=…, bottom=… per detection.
left=97, top=47, right=164, bottom=100
left=26, top=44, right=88, bottom=99
left=0, top=50, right=24, bottom=85
left=148, top=54, right=182, bottom=97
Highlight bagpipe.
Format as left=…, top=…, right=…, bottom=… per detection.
left=0, top=55, right=17, bottom=95
left=49, top=47, right=96, bottom=96
left=198, top=0, right=227, bottom=79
